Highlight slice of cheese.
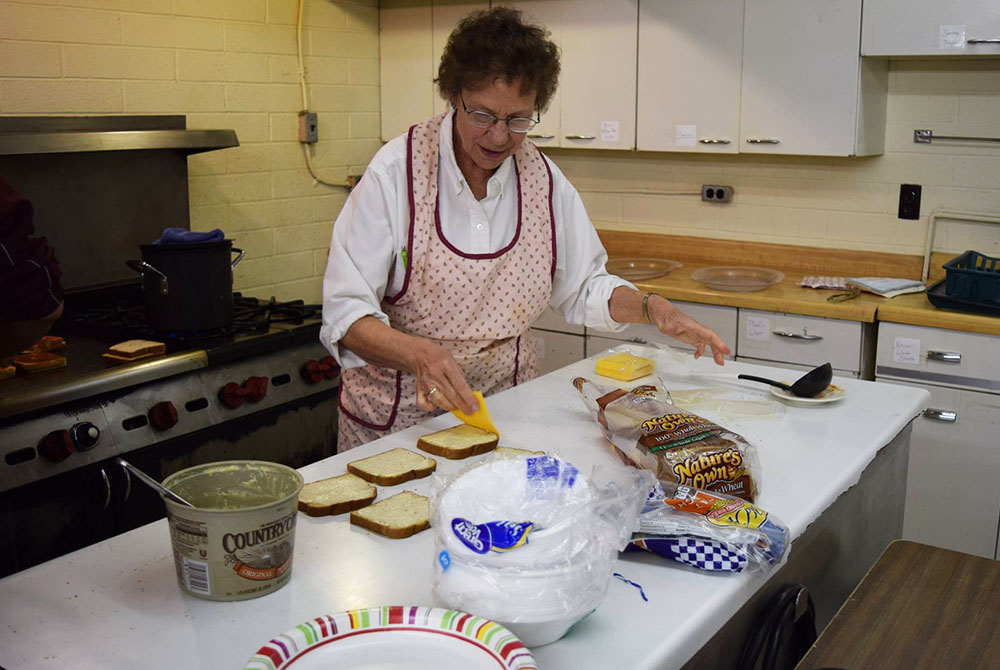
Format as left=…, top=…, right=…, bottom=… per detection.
left=451, top=390, right=499, bottom=436
left=595, top=352, right=655, bottom=381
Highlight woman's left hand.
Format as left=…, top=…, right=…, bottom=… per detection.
left=644, top=293, right=731, bottom=365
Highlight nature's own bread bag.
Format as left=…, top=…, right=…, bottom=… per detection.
left=573, top=377, right=761, bottom=502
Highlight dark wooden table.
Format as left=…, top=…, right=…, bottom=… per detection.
left=795, top=540, right=1000, bottom=670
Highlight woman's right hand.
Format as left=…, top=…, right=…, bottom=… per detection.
left=412, top=339, right=479, bottom=415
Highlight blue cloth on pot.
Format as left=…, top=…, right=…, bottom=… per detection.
left=154, top=227, right=225, bottom=244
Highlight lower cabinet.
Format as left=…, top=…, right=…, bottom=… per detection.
left=736, top=308, right=876, bottom=379
left=531, top=328, right=585, bottom=377
left=875, top=322, right=1000, bottom=560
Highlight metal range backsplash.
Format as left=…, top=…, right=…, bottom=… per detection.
left=0, top=115, right=237, bottom=291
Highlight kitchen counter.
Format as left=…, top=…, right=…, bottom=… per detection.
left=599, top=231, right=1000, bottom=335
left=876, top=290, right=1000, bottom=337
left=631, top=260, right=885, bottom=322
left=0, top=355, right=928, bottom=670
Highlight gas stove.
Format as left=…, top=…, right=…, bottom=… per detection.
left=0, top=283, right=340, bottom=494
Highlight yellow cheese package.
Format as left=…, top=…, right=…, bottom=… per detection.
left=595, top=351, right=654, bottom=381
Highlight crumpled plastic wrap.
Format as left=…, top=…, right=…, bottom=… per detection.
left=628, top=482, right=789, bottom=574
left=429, top=454, right=654, bottom=626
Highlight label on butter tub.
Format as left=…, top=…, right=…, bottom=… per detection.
left=168, top=508, right=298, bottom=601
left=451, top=518, right=534, bottom=555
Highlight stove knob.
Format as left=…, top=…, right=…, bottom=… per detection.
left=319, top=356, right=340, bottom=380
left=218, top=382, right=245, bottom=409
left=148, top=401, right=179, bottom=431
left=38, top=429, right=74, bottom=462
left=70, top=422, right=101, bottom=451
left=300, top=359, right=323, bottom=385
left=242, top=376, right=268, bottom=403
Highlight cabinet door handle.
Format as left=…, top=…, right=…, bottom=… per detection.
left=100, top=467, right=111, bottom=511
left=528, top=134, right=555, bottom=140
left=927, top=350, right=962, bottom=363
left=746, top=138, right=781, bottom=144
left=699, top=138, right=731, bottom=145
left=627, top=337, right=649, bottom=345
left=121, top=466, right=132, bottom=503
left=772, top=330, right=823, bottom=341
left=923, top=408, right=958, bottom=422
left=565, top=135, right=596, bottom=140
left=967, top=38, right=1000, bottom=44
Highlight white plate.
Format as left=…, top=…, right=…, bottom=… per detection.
left=770, top=383, right=846, bottom=405
left=244, top=606, right=537, bottom=670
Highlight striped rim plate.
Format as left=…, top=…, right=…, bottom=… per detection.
left=244, top=606, right=538, bottom=670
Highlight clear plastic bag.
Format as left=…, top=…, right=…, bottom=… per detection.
left=628, top=482, right=788, bottom=574
left=429, top=453, right=654, bottom=632
left=572, top=375, right=762, bottom=502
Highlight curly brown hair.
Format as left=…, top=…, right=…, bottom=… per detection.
left=436, top=6, right=560, bottom=113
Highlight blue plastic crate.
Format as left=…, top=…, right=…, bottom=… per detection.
left=943, top=250, right=1000, bottom=305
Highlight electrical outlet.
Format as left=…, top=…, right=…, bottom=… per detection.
left=298, top=111, right=318, bottom=144
left=701, top=184, right=733, bottom=203
left=898, top=184, right=921, bottom=220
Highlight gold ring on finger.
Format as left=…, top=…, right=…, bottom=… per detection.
left=427, top=386, right=439, bottom=398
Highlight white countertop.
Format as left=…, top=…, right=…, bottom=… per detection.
left=0, top=354, right=929, bottom=670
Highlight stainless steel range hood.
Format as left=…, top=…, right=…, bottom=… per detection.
left=0, top=115, right=240, bottom=290
left=0, top=115, right=238, bottom=156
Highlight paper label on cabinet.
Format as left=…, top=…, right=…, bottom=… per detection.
left=600, top=121, right=619, bottom=142
left=746, top=316, right=770, bottom=341
left=939, top=25, right=966, bottom=49
left=535, top=336, right=546, bottom=359
left=675, top=125, right=696, bottom=147
left=892, top=337, right=921, bottom=364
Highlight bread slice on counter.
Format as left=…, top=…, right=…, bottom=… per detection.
left=12, top=351, right=67, bottom=373
left=347, top=448, right=437, bottom=486
left=0, top=364, right=15, bottom=380
left=107, top=339, right=166, bottom=359
left=26, top=335, right=66, bottom=353
left=416, top=424, right=499, bottom=460
left=350, top=490, right=430, bottom=539
left=298, top=473, right=376, bottom=517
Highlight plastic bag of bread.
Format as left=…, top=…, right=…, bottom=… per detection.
left=628, top=482, right=787, bottom=574
left=572, top=376, right=761, bottom=502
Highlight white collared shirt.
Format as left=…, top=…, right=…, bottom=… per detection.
left=320, top=111, right=632, bottom=368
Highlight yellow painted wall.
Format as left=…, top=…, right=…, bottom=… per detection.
left=0, top=0, right=380, bottom=303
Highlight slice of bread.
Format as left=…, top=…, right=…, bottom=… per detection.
left=347, top=447, right=437, bottom=486
left=108, top=339, right=166, bottom=359
left=350, top=490, right=429, bottom=539
left=416, top=424, right=499, bottom=460
left=298, top=473, right=376, bottom=517
left=13, top=351, right=67, bottom=373
left=493, top=446, right=545, bottom=459
left=0, top=365, right=15, bottom=380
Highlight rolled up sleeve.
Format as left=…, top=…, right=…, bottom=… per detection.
left=319, top=167, right=399, bottom=369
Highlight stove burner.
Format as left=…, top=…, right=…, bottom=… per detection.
left=59, top=285, right=320, bottom=348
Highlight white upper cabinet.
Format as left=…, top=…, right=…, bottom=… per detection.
left=379, top=1, right=488, bottom=141
left=557, top=0, right=638, bottom=151
left=501, top=1, right=563, bottom=148
left=739, top=0, right=887, bottom=156
left=863, top=0, right=1000, bottom=57
left=637, top=0, right=744, bottom=153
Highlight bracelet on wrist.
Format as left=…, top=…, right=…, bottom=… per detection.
left=641, top=291, right=659, bottom=323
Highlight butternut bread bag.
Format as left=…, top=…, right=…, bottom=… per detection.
left=572, top=377, right=761, bottom=502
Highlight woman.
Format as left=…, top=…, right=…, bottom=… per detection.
left=321, top=7, right=730, bottom=451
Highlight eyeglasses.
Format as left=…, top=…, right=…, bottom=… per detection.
left=459, top=93, right=539, bottom=134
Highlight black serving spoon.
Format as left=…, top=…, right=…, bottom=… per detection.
left=738, top=362, right=833, bottom=398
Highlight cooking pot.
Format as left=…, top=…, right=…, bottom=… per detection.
left=126, top=240, right=244, bottom=332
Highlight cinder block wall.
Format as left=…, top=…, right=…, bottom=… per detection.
left=0, top=0, right=380, bottom=303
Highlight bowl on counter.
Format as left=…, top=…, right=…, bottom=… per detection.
left=691, top=266, right=785, bottom=292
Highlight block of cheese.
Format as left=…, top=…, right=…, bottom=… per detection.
left=595, top=351, right=654, bottom=381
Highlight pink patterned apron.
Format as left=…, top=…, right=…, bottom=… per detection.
left=337, top=112, right=556, bottom=451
